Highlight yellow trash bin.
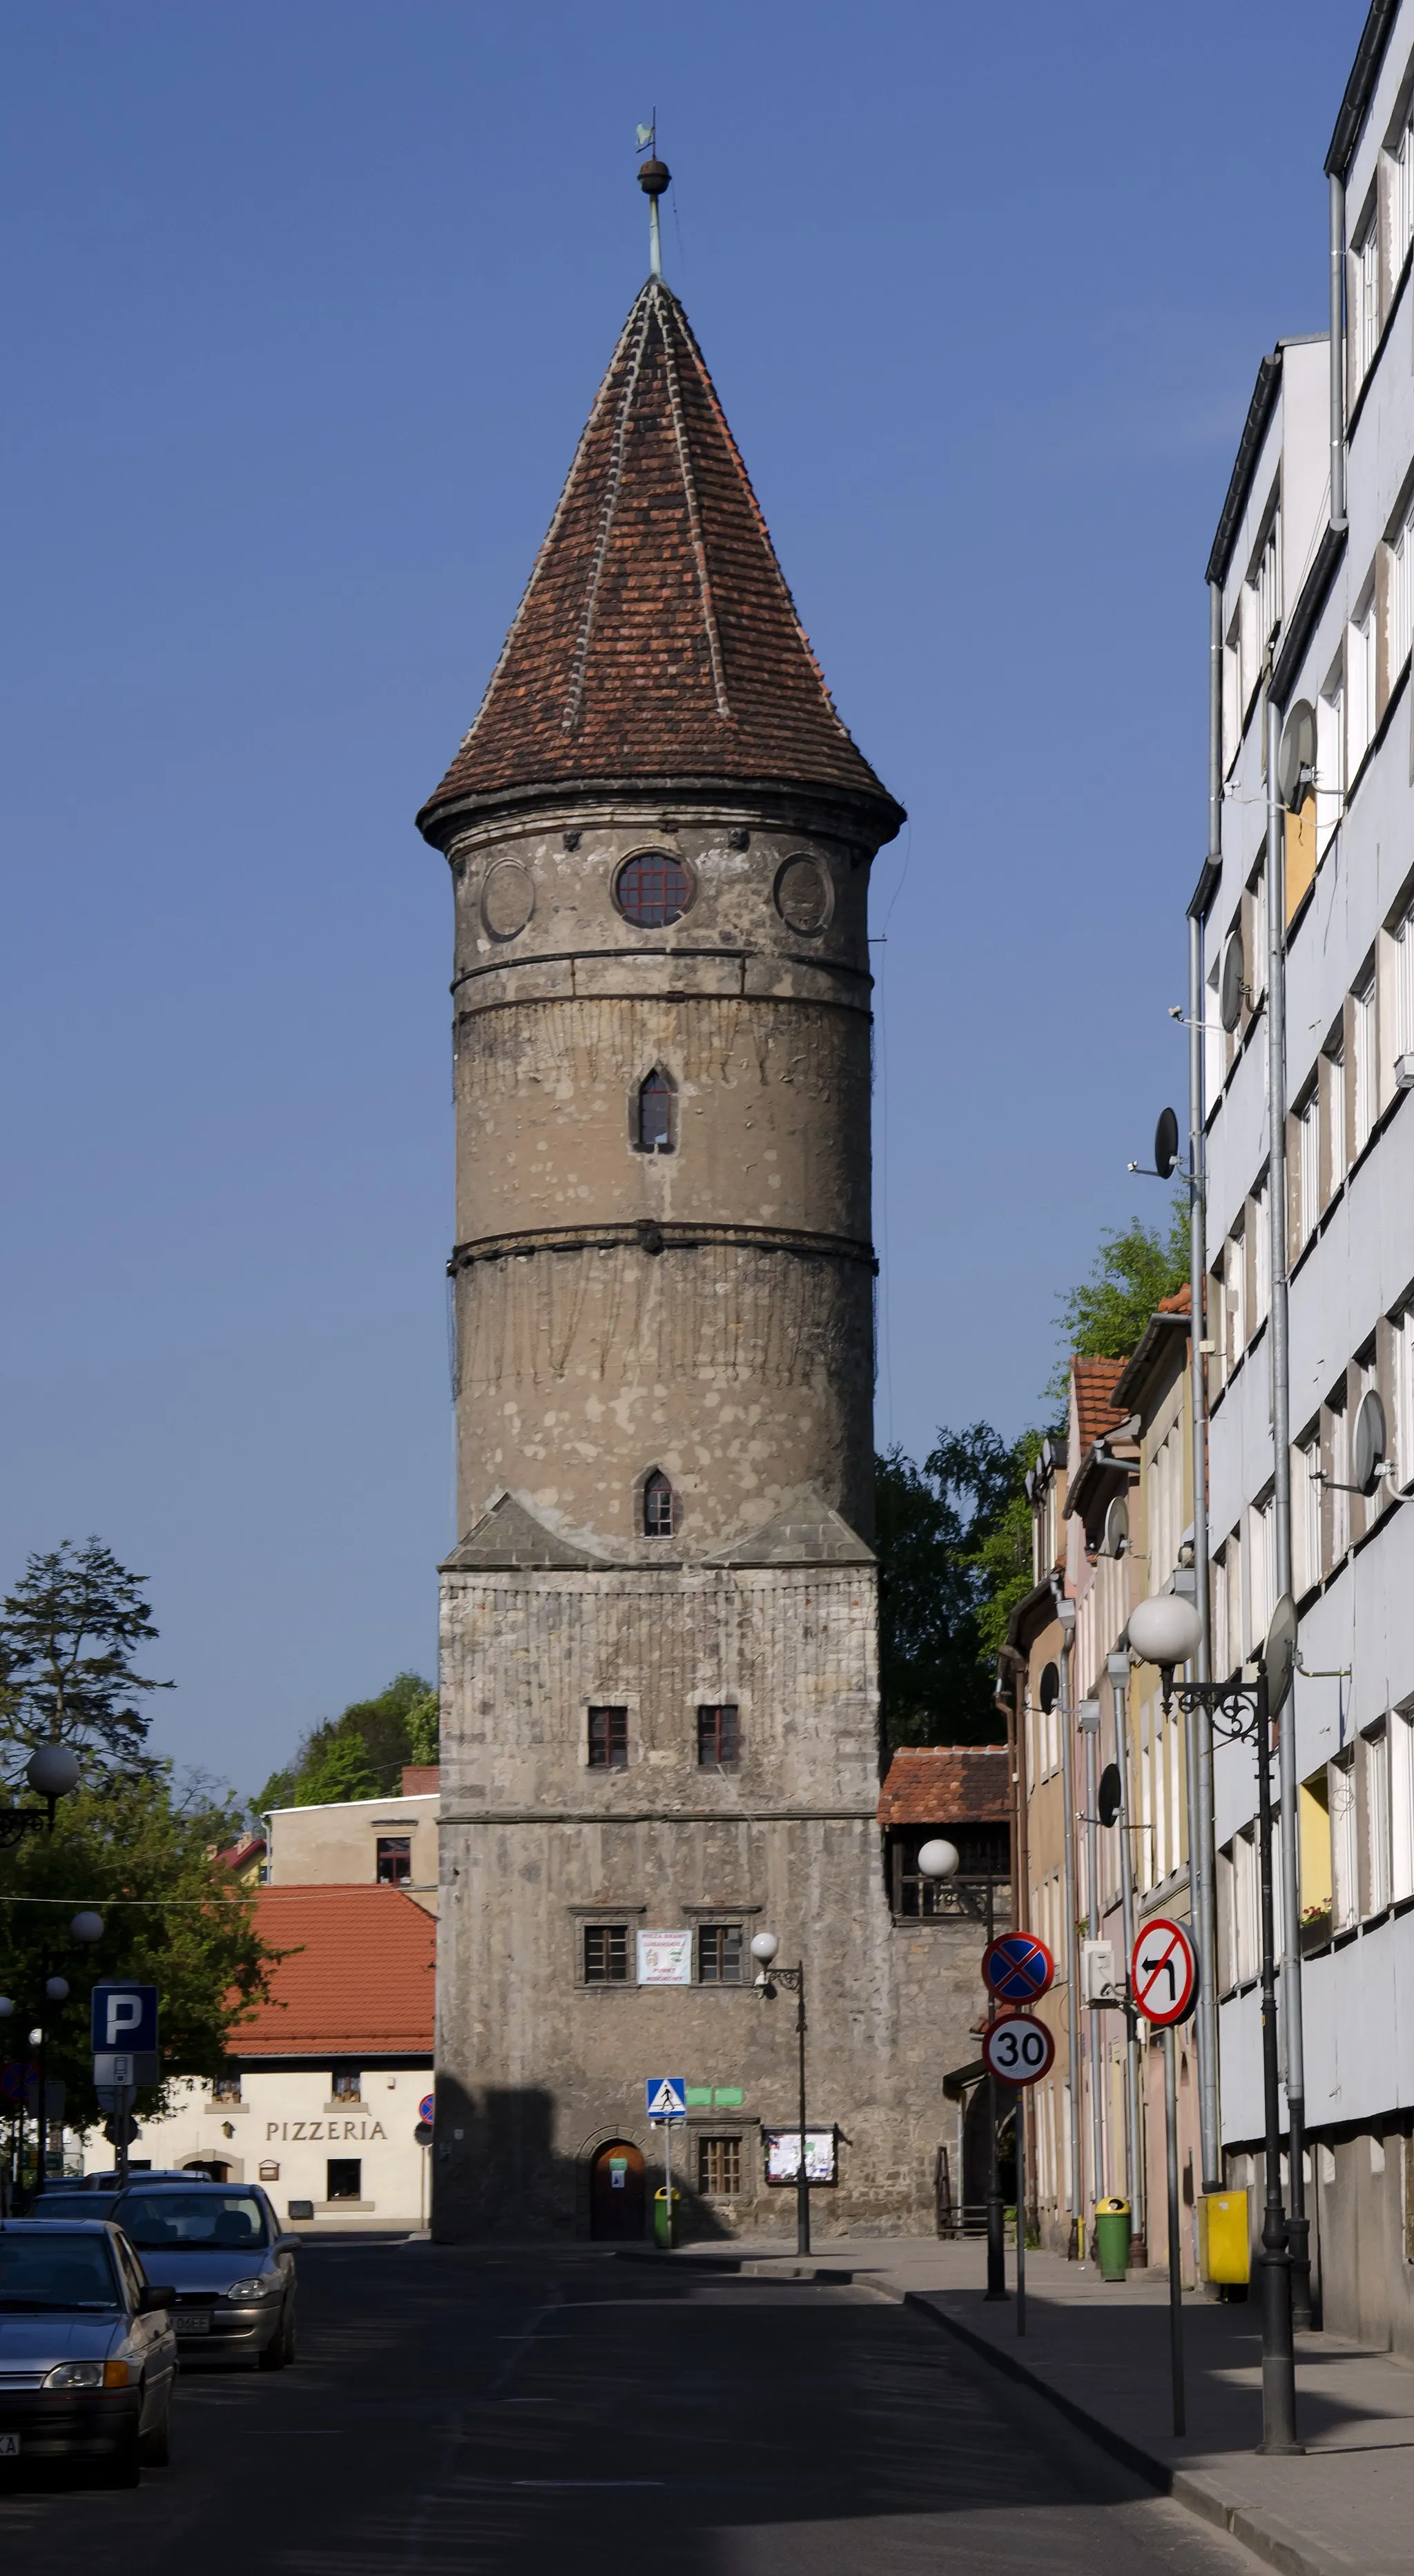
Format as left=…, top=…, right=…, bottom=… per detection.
left=1198, top=2189, right=1250, bottom=2285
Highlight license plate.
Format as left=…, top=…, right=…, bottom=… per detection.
left=176, top=2313, right=212, bottom=2334
left=0, top=2435, right=19, bottom=2457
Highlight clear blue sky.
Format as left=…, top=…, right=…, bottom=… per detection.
left=0, top=1, right=1367, bottom=1797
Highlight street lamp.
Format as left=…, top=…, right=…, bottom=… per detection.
left=750, top=1931, right=813, bottom=2256
left=921, top=1835, right=1011, bottom=2296
left=4, top=1909, right=105, bottom=2201
left=1130, top=1585, right=1303, bottom=2457
left=0, top=1743, right=82, bottom=1847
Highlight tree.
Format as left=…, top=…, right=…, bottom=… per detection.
left=0, top=1540, right=172, bottom=1779
left=876, top=1425, right=1036, bottom=1748
left=253, top=1670, right=438, bottom=1816
left=0, top=1768, right=280, bottom=2131
left=1049, top=1203, right=1188, bottom=1392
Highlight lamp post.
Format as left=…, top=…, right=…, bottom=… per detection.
left=921, top=1835, right=1011, bottom=2296
left=0, top=1743, right=81, bottom=1846
left=1128, top=1586, right=1302, bottom=2457
left=750, top=1932, right=811, bottom=2255
left=1, top=1909, right=105, bottom=2202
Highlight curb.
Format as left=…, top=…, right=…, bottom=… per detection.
left=895, top=2292, right=1357, bottom=2576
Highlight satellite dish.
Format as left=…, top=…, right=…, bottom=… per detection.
left=1154, top=1106, right=1180, bottom=1180
left=1353, top=1387, right=1388, bottom=1497
left=1038, top=1661, right=1060, bottom=1715
left=1097, top=1762, right=1122, bottom=1828
left=1277, top=699, right=1317, bottom=813
left=1102, top=1496, right=1130, bottom=1559
left=1220, top=929, right=1245, bottom=1033
left=1263, top=1592, right=1298, bottom=1716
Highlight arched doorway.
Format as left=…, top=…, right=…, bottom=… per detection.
left=589, top=2140, right=646, bottom=2241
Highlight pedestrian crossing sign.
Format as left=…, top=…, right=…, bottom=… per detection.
left=645, top=2076, right=687, bottom=2121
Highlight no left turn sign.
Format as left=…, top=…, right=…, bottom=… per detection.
left=1130, top=1916, right=1197, bottom=2026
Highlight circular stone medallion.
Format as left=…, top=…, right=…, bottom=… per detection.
left=775, top=855, right=832, bottom=935
left=480, top=859, right=536, bottom=941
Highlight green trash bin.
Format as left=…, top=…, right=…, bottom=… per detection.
left=1095, top=2196, right=1132, bottom=2281
left=653, top=2187, right=679, bottom=2250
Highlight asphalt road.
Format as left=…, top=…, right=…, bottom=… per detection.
left=0, top=2241, right=1260, bottom=2575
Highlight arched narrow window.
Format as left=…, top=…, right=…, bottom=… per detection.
left=636, top=1069, right=675, bottom=1154
left=643, top=1470, right=675, bottom=1537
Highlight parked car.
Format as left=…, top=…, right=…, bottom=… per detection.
left=106, top=2183, right=296, bottom=2371
left=0, top=2218, right=177, bottom=2485
left=28, top=2174, right=193, bottom=2222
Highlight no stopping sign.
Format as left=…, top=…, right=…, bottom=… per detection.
left=982, top=2013, right=1056, bottom=2086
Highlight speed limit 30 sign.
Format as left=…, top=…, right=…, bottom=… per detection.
left=1131, top=1916, right=1198, bottom=2026
left=982, top=2013, right=1056, bottom=2086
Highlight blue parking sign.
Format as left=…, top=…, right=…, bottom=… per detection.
left=90, top=1984, right=159, bottom=2053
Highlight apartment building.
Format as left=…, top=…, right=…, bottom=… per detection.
left=1202, top=0, right=1414, bottom=2354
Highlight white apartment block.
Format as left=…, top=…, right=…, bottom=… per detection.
left=1203, top=0, right=1414, bottom=2355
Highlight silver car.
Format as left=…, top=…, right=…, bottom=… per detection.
left=107, top=2183, right=296, bottom=2370
left=0, top=2218, right=177, bottom=2485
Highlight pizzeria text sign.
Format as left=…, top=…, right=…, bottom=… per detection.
left=637, top=1929, right=693, bottom=1985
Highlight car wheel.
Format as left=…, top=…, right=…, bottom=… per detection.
left=258, top=2312, right=287, bottom=2372
left=282, top=2307, right=297, bottom=2366
left=139, top=2399, right=171, bottom=2469
left=103, top=2431, right=141, bottom=2489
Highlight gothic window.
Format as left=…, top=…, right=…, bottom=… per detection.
left=697, top=1704, right=740, bottom=1767
left=615, top=852, right=693, bottom=926
left=635, top=1069, right=675, bottom=1153
left=588, top=1706, right=629, bottom=1768
left=643, top=1471, right=675, bottom=1537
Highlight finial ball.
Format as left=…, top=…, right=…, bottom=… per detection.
left=638, top=157, right=670, bottom=198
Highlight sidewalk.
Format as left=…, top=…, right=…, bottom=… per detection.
left=634, top=2233, right=1414, bottom=2576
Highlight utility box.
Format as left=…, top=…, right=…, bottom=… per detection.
left=1199, top=2189, right=1250, bottom=2285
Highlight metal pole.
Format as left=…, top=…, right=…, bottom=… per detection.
left=1015, top=2087, right=1027, bottom=2336
left=795, top=1967, right=809, bottom=2258
left=1085, top=1721, right=1105, bottom=2215
left=1164, top=2025, right=1186, bottom=2437
left=985, top=1877, right=1007, bottom=2299
left=1266, top=683, right=1310, bottom=2330
left=1190, top=850, right=1221, bottom=2193
left=35, top=2016, right=48, bottom=2199
left=1109, top=1656, right=1145, bottom=2241
left=1255, top=1671, right=1302, bottom=2453
left=1056, top=1595, right=1084, bottom=2259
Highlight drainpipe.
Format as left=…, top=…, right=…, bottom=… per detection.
left=1191, top=584, right=1221, bottom=2196
left=1079, top=1695, right=1106, bottom=2210
left=1266, top=681, right=1310, bottom=2323
left=1055, top=1586, right=1083, bottom=2258
left=1329, top=172, right=1347, bottom=533
left=1107, top=1651, right=1144, bottom=2241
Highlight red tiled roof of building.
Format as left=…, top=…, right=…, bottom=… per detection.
left=877, top=1747, right=1010, bottom=1826
left=1158, top=1282, right=1192, bottom=1315
left=1072, top=1356, right=1130, bottom=1454
left=231, top=1887, right=435, bottom=2060
left=418, top=278, right=902, bottom=838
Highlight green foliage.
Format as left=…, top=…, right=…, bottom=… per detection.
left=254, top=1670, right=438, bottom=1816
left=0, top=1539, right=173, bottom=1777
left=1049, top=1203, right=1188, bottom=1393
left=0, top=1770, right=280, bottom=2131
left=876, top=1425, right=1036, bottom=1749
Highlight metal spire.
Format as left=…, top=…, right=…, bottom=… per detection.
left=637, top=115, right=670, bottom=280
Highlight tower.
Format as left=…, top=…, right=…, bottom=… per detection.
left=420, top=173, right=942, bottom=2239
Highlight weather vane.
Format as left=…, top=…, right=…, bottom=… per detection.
left=636, top=110, right=670, bottom=280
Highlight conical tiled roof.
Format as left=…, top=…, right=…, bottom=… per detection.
left=418, top=277, right=902, bottom=838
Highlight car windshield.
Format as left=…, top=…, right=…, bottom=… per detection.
left=0, top=2234, right=122, bottom=2312
left=30, top=2194, right=118, bottom=2221
left=113, top=2190, right=268, bottom=2251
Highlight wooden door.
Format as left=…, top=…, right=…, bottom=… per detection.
left=590, top=2140, right=646, bottom=2240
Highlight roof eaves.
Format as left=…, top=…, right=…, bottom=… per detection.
left=1206, top=353, right=1282, bottom=587
left=1065, top=1439, right=1139, bottom=1529
left=1326, top=0, right=1402, bottom=178
left=1272, top=520, right=1348, bottom=705
left=1109, top=1309, right=1190, bottom=1416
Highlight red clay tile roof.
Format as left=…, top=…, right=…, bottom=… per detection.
left=418, top=278, right=902, bottom=838
left=877, top=1747, right=1010, bottom=1826
left=1158, top=1283, right=1192, bottom=1315
left=1072, top=1356, right=1130, bottom=1454
left=231, top=1887, right=435, bottom=2060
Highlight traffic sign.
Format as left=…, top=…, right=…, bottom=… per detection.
left=982, top=1932, right=1054, bottom=2004
left=982, top=2013, right=1055, bottom=2086
left=91, top=1983, right=159, bottom=2053
left=418, top=2094, right=435, bottom=2125
left=645, top=2076, right=686, bottom=2123
left=1131, top=1917, right=1197, bottom=2026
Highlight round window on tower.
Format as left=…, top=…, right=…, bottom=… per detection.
left=614, top=851, right=694, bottom=927
left=775, top=855, right=832, bottom=935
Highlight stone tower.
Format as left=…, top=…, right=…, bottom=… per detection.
left=420, top=213, right=957, bottom=2241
